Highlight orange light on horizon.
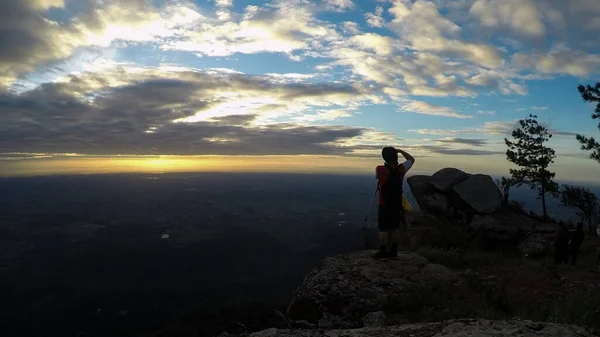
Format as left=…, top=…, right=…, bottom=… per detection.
left=1, top=154, right=599, bottom=184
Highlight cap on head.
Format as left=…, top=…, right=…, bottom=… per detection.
left=382, top=146, right=398, bottom=164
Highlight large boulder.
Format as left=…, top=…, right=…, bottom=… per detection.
left=421, top=193, right=454, bottom=219
left=408, top=169, right=501, bottom=217
left=406, top=176, right=454, bottom=219
left=453, top=174, right=502, bottom=214
left=406, top=168, right=557, bottom=252
left=406, top=175, right=435, bottom=204
left=245, top=319, right=598, bottom=337
left=431, top=168, right=471, bottom=192
left=286, top=251, right=461, bottom=328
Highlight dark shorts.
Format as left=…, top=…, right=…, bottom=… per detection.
left=378, top=204, right=406, bottom=231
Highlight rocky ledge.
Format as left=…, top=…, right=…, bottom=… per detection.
left=218, top=248, right=599, bottom=337
left=286, top=250, right=461, bottom=329
left=243, top=319, right=597, bottom=337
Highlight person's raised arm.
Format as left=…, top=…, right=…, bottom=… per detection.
left=396, top=148, right=415, bottom=164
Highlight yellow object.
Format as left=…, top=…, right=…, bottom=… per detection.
left=402, top=193, right=412, bottom=212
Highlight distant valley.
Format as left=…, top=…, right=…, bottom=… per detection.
left=0, top=172, right=597, bottom=336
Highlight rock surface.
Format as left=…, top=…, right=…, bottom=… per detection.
left=406, top=168, right=557, bottom=251
left=431, top=168, right=471, bottom=192
left=519, top=233, right=556, bottom=257
left=452, top=174, right=502, bottom=214
left=244, top=319, right=598, bottom=337
left=286, top=251, right=461, bottom=328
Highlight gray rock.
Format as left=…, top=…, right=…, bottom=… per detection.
left=286, top=251, right=461, bottom=327
left=431, top=168, right=471, bottom=192
left=362, top=311, right=386, bottom=327
left=519, top=233, right=555, bottom=257
left=406, top=168, right=558, bottom=252
left=406, top=175, right=435, bottom=205
left=453, top=174, right=502, bottom=214
left=247, top=319, right=598, bottom=337
left=470, top=214, right=521, bottom=236
left=407, top=175, right=455, bottom=219
left=421, top=193, right=454, bottom=219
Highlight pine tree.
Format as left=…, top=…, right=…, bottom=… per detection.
left=559, top=184, right=599, bottom=231
left=505, top=114, right=558, bottom=220
left=576, top=83, right=600, bottom=163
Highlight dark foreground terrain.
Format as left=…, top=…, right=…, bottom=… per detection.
left=0, top=172, right=598, bottom=337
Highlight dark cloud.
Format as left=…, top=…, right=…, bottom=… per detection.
left=0, top=0, right=86, bottom=86
left=208, top=114, right=258, bottom=126
left=549, top=130, right=579, bottom=137
left=418, top=145, right=504, bottom=156
left=0, top=69, right=374, bottom=156
left=434, top=137, right=488, bottom=147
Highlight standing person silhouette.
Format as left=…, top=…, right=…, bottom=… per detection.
left=568, top=222, right=585, bottom=266
left=503, top=181, right=510, bottom=206
left=374, top=147, right=414, bottom=260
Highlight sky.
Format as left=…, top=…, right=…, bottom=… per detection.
left=1, top=0, right=600, bottom=181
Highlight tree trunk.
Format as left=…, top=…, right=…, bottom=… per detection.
left=541, top=179, right=547, bottom=221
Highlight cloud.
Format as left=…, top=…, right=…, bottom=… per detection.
left=408, top=128, right=481, bottom=136
left=512, top=49, right=600, bottom=77
left=434, top=137, right=489, bottom=147
left=408, top=120, right=519, bottom=136
left=4, top=0, right=600, bottom=158
left=549, top=130, right=578, bottom=137
left=464, top=70, right=529, bottom=95
left=399, top=100, right=473, bottom=119
left=8, top=0, right=595, bottom=102
left=482, top=121, right=520, bottom=135
left=294, top=109, right=353, bottom=123
left=0, top=0, right=79, bottom=86
left=321, top=1, right=536, bottom=98
left=469, top=0, right=546, bottom=38
left=418, top=146, right=504, bottom=156
left=0, top=0, right=205, bottom=88
left=329, top=48, right=475, bottom=97
left=388, top=0, right=505, bottom=69
left=349, top=33, right=396, bottom=56
left=214, top=0, right=233, bottom=7
left=531, top=106, right=548, bottom=110
left=324, top=0, right=355, bottom=12
left=341, top=21, right=361, bottom=35
left=0, top=67, right=388, bottom=156
left=365, top=6, right=385, bottom=27
left=409, top=119, right=578, bottom=139
left=320, top=0, right=600, bottom=99
left=162, top=0, right=339, bottom=58
left=476, top=110, right=496, bottom=115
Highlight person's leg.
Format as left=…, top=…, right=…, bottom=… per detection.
left=388, top=212, right=404, bottom=258
left=388, top=229, right=400, bottom=258
left=563, top=246, right=571, bottom=264
left=374, top=206, right=389, bottom=259
left=571, top=249, right=578, bottom=266
left=379, top=231, right=389, bottom=251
